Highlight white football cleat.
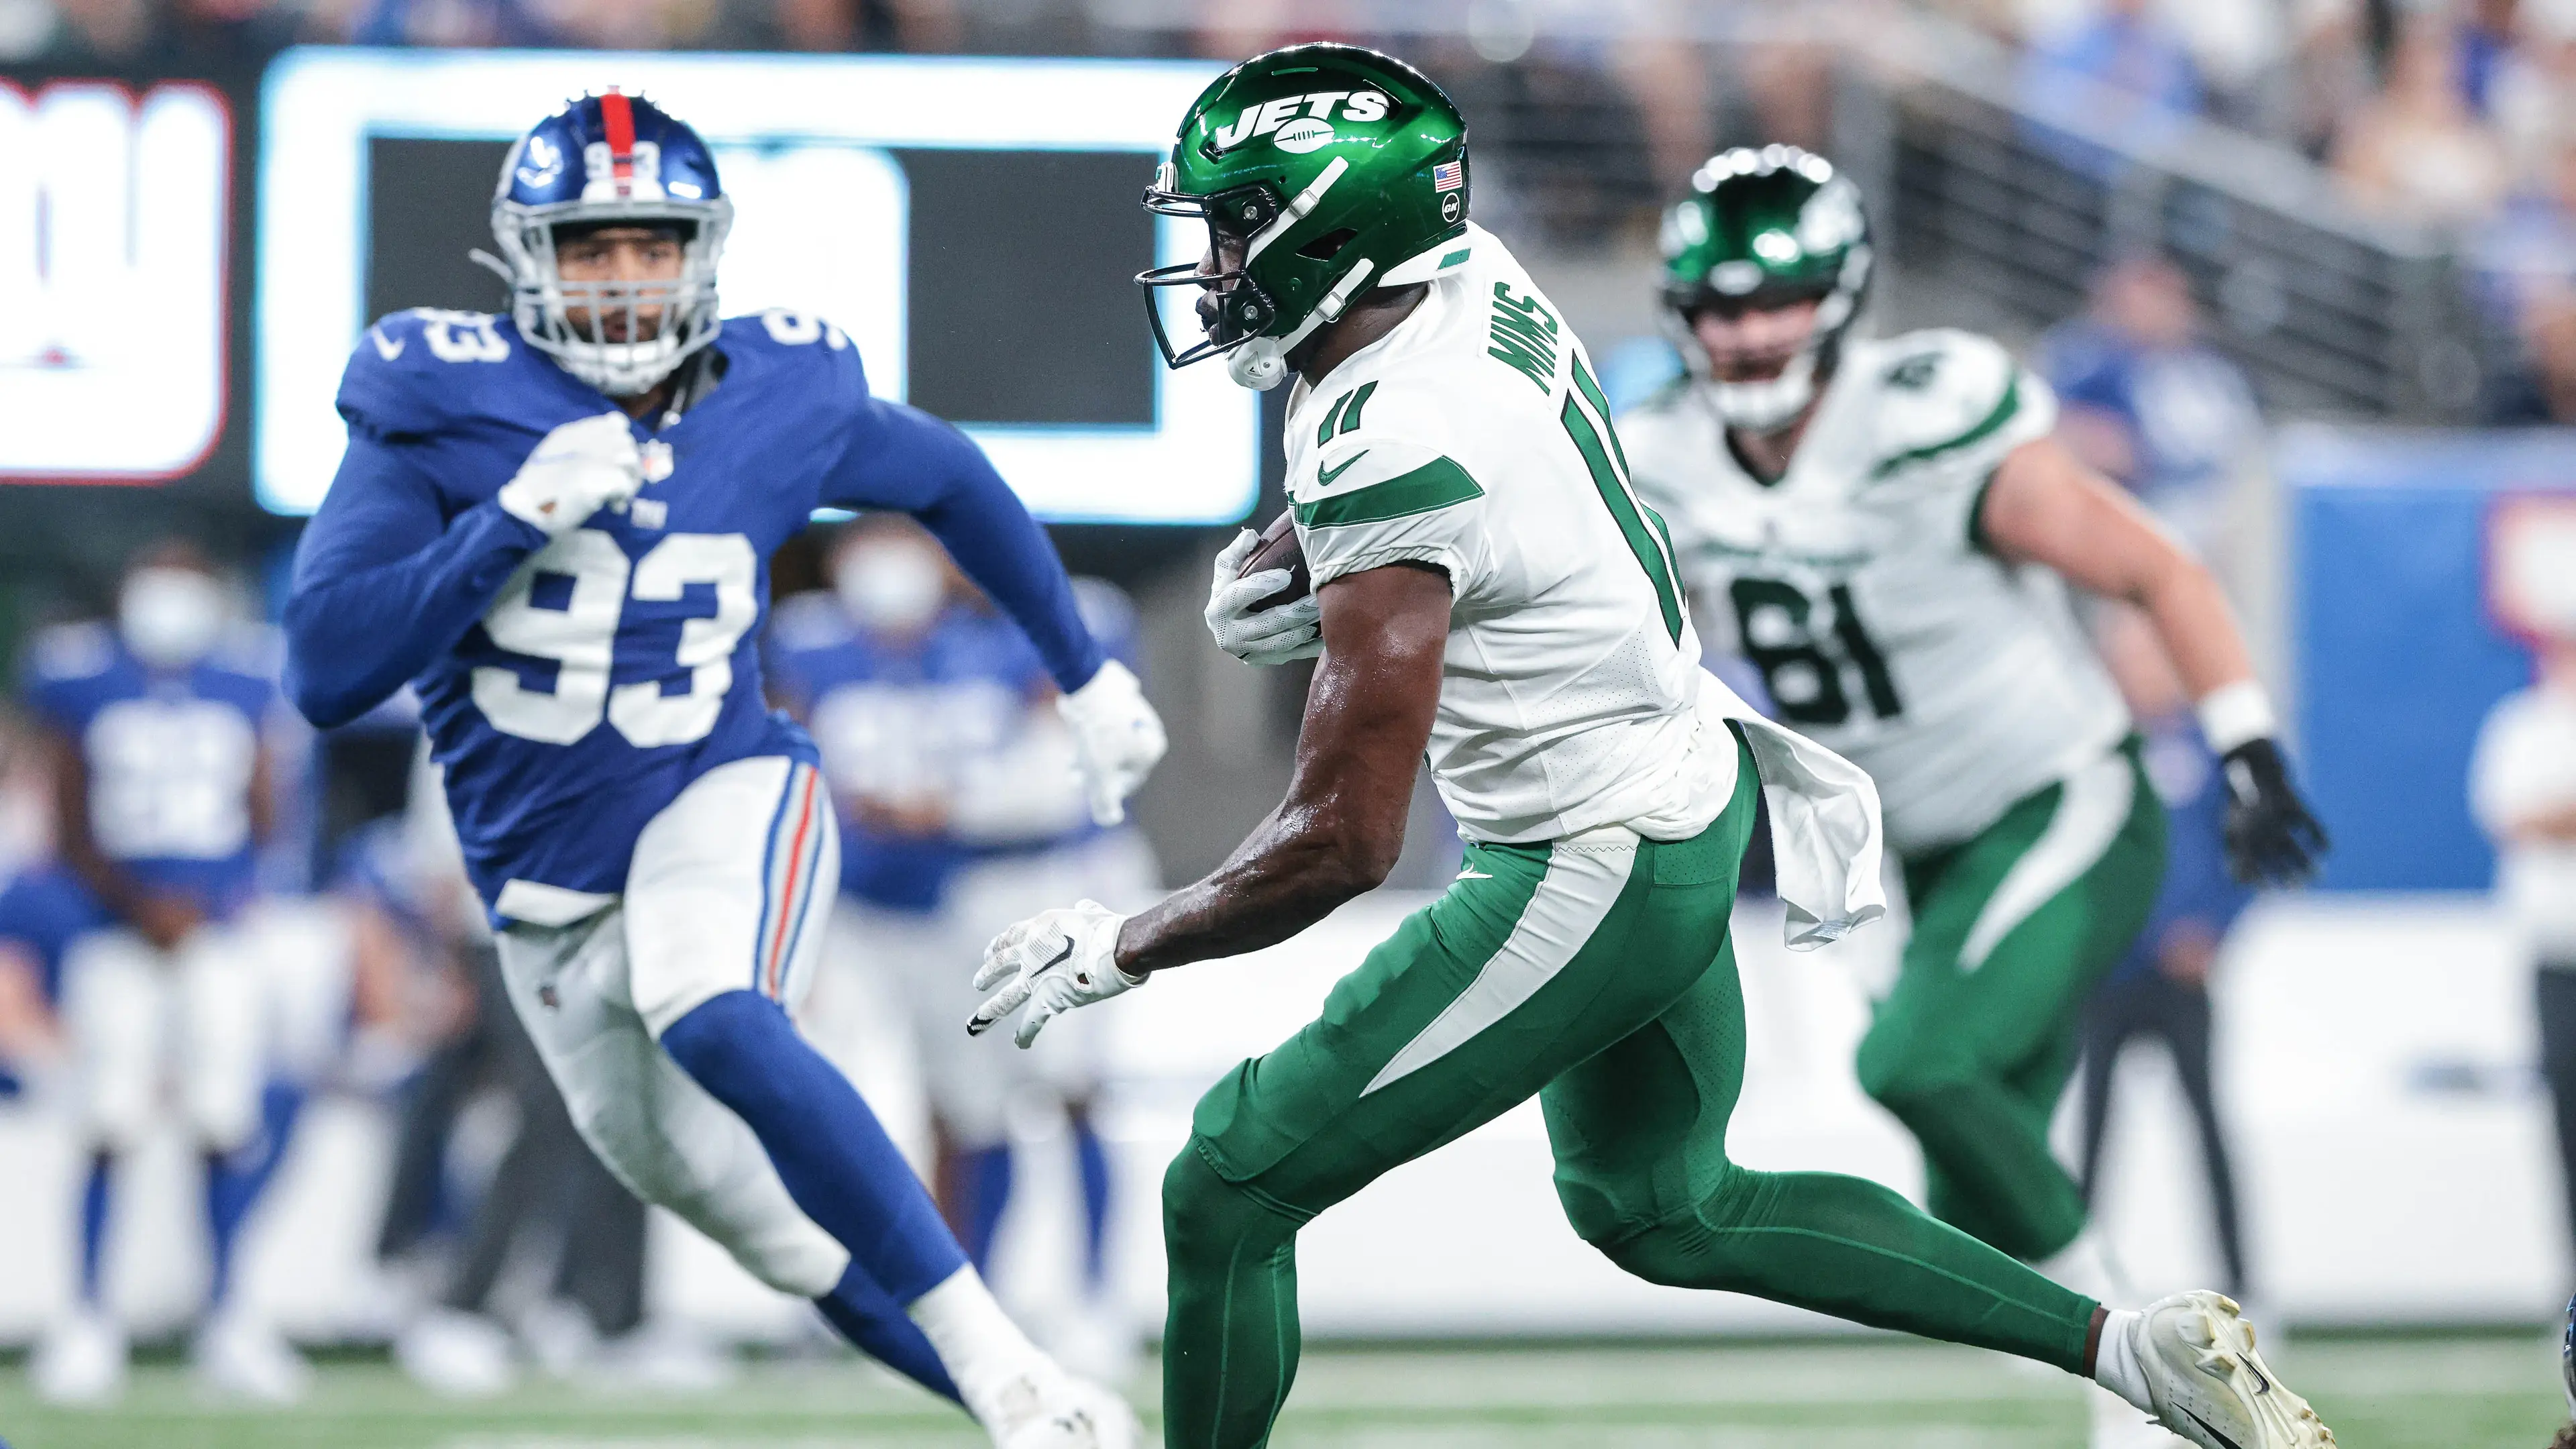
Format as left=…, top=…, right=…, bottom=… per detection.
left=987, top=1368, right=1144, bottom=1449
left=32, top=1306, right=127, bottom=1405
left=2133, top=1291, right=2334, bottom=1449
left=193, top=1307, right=313, bottom=1403
left=513, top=1297, right=600, bottom=1381
left=395, top=1305, right=519, bottom=1398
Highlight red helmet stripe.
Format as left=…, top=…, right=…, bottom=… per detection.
left=599, top=91, right=636, bottom=192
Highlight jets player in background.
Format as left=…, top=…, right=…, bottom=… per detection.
left=1617, top=148, right=2327, bottom=1448
left=19, top=541, right=309, bottom=1405
left=770, top=520, right=1153, bottom=1377
left=282, top=93, right=1161, bottom=1448
left=971, top=46, right=2331, bottom=1449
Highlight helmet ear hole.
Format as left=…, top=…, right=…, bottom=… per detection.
left=1296, top=227, right=1359, bottom=261
left=1230, top=292, right=1276, bottom=333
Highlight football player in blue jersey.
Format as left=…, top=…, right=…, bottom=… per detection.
left=771, top=523, right=1157, bottom=1379
left=0, top=867, right=87, bottom=1111
left=19, top=542, right=309, bottom=1405
left=282, top=92, right=1162, bottom=1447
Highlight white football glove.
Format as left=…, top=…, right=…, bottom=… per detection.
left=496, top=412, right=643, bottom=539
left=1205, top=529, right=1322, bottom=667
left=1057, top=658, right=1165, bottom=827
left=968, top=900, right=1138, bottom=1049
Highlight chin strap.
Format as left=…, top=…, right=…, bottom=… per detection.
left=1228, top=258, right=1381, bottom=392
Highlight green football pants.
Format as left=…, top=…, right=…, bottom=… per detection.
left=1857, top=739, right=2169, bottom=1264
left=1161, top=735, right=2096, bottom=1448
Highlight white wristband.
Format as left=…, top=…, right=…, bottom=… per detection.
left=2195, top=680, right=2277, bottom=755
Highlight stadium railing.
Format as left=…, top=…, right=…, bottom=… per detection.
left=1854, top=21, right=2481, bottom=423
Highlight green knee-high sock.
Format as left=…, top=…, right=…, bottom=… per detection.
left=1601, top=1165, right=2096, bottom=1371
left=1163, top=1144, right=1307, bottom=1449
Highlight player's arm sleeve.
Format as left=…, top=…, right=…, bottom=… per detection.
left=1293, top=437, right=1488, bottom=592
left=817, top=396, right=1104, bottom=692
left=282, top=435, right=551, bottom=729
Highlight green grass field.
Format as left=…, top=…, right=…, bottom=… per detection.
left=0, top=1332, right=2560, bottom=1448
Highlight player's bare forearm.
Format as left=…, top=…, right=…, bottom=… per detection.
left=1115, top=562, right=1452, bottom=977
left=1114, top=798, right=1398, bottom=975
left=248, top=743, right=280, bottom=847
left=0, top=949, right=58, bottom=1063
left=1982, top=436, right=2255, bottom=698
left=2125, top=543, right=2255, bottom=701
left=2508, top=799, right=2576, bottom=842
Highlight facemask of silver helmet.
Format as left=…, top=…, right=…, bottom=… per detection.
left=476, top=92, right=733, bottom=397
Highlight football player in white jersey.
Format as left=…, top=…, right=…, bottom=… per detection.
left=966, top=46, right=2332, bottom=1449
left=1617, top=147, right=2329, bottom=1447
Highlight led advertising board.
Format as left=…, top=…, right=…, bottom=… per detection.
left=255, top=48, right=1254, bottom=524
left=1, top=81, right=229, bottom=482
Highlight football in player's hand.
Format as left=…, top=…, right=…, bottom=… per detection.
left=1239, top=510, right=1309, bottom=612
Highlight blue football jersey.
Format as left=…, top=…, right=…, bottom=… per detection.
left=303, top=305, right=1102, bottom=913
left=2034, top=321, right=2260, bottom=504
left=331, top=817, right=441, bottom=943
left=766, top=595, right=1043, bottom=913
left=2110, top=708, right=2251, bottom=984
left=0, top=864, right=111, bottom=1005
left=21, top=624, right=276, bottom=916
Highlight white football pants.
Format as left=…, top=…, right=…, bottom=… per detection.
left=62, top=922, right=264, bottom=1153
left=493, top=755, right=851, bottom=1299
left=898, top=829, right=1161, bottom=1150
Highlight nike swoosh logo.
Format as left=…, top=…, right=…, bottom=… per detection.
left=1318, top=450, right=1368, bottom=486
left=370, top=329, right=405, bottom=361
left=2178, top=1405, right=2247, bottom=1449
left=1455, top=867, right=1492, bottom=880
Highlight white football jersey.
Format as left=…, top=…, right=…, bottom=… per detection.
left=1281, top=225, right=1737, bottom=845
left=1620, top=329, right=2130, bottom=855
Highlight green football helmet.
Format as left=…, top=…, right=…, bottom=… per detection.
left=1139, top=43, right=1472, bottom=391
left=1658, top=145, right=1872, bottom=429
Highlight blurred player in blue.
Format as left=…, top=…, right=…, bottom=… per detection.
left=771, top=521, right=1156, bottom=1380
left=18, top=543, right=309, bottom=1405
left=0, top=876, right=68, bottom=1104
left=2034, top=253, right=2263, bottom=555
left=282, top=92, right=1163, bottom=1448
left=2078, top=607, right=2253, bottom=1307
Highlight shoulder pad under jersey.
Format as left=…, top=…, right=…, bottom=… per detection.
left=1854, top=329, right=2045, bottom=482
left=335, top=309, right=529, bottom=443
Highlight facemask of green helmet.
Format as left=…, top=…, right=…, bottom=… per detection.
left=1658, top=146, right=1874, bottom=431
left=1138, top=42, right=1474, bottom=391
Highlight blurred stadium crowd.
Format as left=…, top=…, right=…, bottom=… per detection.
left=4, top=0, right=2571, bottom=420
